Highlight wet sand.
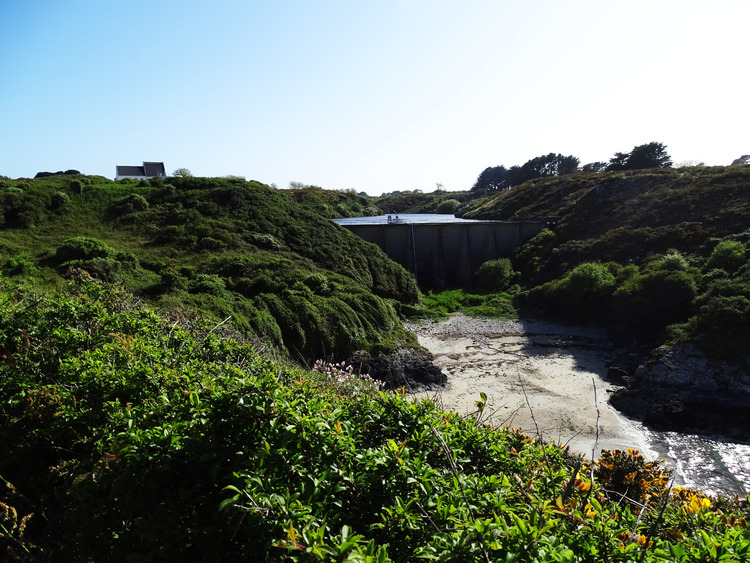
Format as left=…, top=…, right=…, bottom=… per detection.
left=406, top=314, right=654, bottom=460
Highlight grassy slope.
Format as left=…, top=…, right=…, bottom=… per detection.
left=4, top=170, right=750, bottom=560
left=459, top=166, right=750, bottom=352
left=0, top=175, right=419, bottom=363
left=375, top=190, right=473, bottom=214
left=2, top=278, right=748, bottom=561
left=281, top=186, right=382, bottom=218
left=463, top=166, right=750, bottom=265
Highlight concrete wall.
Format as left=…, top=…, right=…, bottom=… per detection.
left=341, top=220, right=548, bottom=287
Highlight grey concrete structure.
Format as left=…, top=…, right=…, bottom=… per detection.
left=340, top=220, right=548, bottom=287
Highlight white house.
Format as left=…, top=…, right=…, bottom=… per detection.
left=115, top=161, right=166, bottom=181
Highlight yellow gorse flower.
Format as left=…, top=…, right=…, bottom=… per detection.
left=685, top=494, right=711, bottom=514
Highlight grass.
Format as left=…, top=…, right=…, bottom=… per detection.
left=417, top=289, right=518, bottom=320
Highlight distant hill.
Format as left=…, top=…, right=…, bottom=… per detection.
left=281, top=185, right=382, bottom=218
left=0, top=175, right=420, bottom=368
left=375, top=189, right=473, bottom=214
left=460, top=165, right=750, bottom=340
left=463, top=166, right=750, bottom=264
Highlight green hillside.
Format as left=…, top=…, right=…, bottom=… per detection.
left=281, top=185, right=382, bottom=218
left=458, top=165, right=750, bottom=439
left=463, top=166, right=750, bottom=263
left=3, top=168, right=750, bottom=560
left=0, top=175, right=419, bottom=365
left=375, top=189, right=473, bottom=214
left=460, top=166, right=750, bottom=348
left=2, top=277, right=748, bottom=561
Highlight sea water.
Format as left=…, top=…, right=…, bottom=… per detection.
left=639, top=426, right=750, bottom=497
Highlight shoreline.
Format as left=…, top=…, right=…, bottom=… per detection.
left=405, top=313, right=656, bottom=461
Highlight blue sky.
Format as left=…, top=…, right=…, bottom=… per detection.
left=2, top=1, right=748, bottom=194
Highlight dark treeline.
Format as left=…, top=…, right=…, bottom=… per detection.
left=472, top=141, right=672, bottom=193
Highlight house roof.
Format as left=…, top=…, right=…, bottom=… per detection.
left=143, top=162, right=166, bottom=176
left=116, top=162, right=166, bottom=178
left=116, top=165, right=146, bottom=176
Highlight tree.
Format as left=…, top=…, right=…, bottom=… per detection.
left=607, top=142, right=672, bottom=171
left=606, top=152, right=630, bottom=171
left=582, top=162, right=607, bottom=173
left=518, top=153, right=580, bottom=179
left=627, top=142, right=672, bottom=169
left=731, top=155, right=750, bottom=166
left=172, top=168, right=193, bottom=177
left=471, top=166, right=509, bottom=193
left=472, top=153, right=580, bottom=192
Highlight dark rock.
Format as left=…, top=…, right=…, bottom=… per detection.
left=346, top=347, right=446, bottom=392
left=644, top=398, right=750, bottom=442
left=609, top=343, right=750, bottom=441
left=606, top=366, right=631, bottom=385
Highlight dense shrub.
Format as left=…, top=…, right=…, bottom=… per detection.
left=564, top=261, right=616, bottom=296
left=0, top=188, right=48, bottom=228
left=613, top=269, right=698, bottom=340
left=1, top=280, right=747, bottom=561
left=54, top=236, right=115, bottom=263
left=61, top=257, right=130, bottom=282
left=112, top=193, right=149, bottom=216
left=519, top=261, right=617, bottom=322
left=436, top=198, right=461, bottom=214
left=53, top=237, right=138, bottom=282
left=156, top=266, right=188, bottom=292
left=705, top=240, right=746, bottom=273
left=594, top=448, right=671, bottom=505
left=187, top=273, right=226, bottom=296
left=2, top=252, right=37, bottom=276
left=50, top=191, right=71, bottom=211
left=475, top=258, right=518, bottom=291
left=659, top=250, right=690, bottom=271
left=698, top=294, right=750, bottom=330
left=196, top=236, right=227, bottom=251
left=513, top=228, right=558, bottom=285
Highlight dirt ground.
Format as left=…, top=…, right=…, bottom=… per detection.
left=405, top=314, right=654, bottom=460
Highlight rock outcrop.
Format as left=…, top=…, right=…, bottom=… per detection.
left=609, top=343, right=750, bottom=441
left=346, top=347, right=446, bottom=391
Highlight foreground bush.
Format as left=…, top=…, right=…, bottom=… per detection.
left=1, top=277, right=749, bottom=561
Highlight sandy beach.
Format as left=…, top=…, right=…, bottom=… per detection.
left=406, top=313, right=654, bottom=460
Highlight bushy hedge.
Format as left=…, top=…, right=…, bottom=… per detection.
left=0, top=175, right=422, bottom=363
left=475, top=258, right=518, bottom=291
left=2, top=278, right=748, bottom=561
left=53, top=237, right=139, bottom=283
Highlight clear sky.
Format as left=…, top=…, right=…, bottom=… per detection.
left=2, top=1, right=748, bottom=194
